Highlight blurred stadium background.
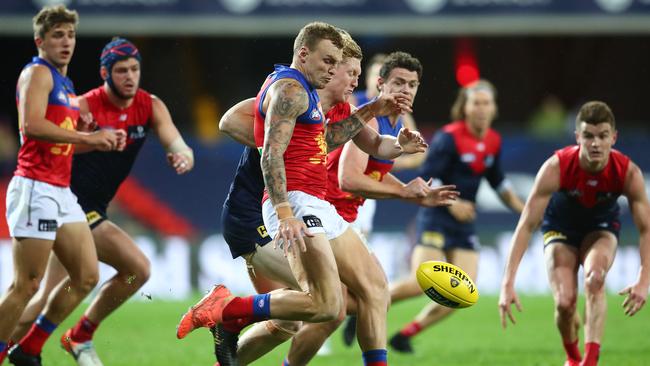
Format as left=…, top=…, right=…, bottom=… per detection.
left=1, top=2, right=650, bottom=364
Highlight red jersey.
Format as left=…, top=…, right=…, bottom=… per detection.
left=556, top=145, right=629, bottom=209
left=253, top=65, right=327, bottom=202
left=70, top=86, right=153, bottom=207
left=327, top=108, right=401, bottom=223
left=14, top=57, right=79, bottom=187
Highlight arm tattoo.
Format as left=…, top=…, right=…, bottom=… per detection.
left=326, top=104, right=374, bottom=150
left=261, top=80, right=309, bottom=205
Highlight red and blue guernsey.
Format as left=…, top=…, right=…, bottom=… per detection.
left=15, top=57, right=79, bottom=187
left=327, top=109, right=402, bottom=222
left=543, top=145, right=629, bottom=231
left=71, top=86, right=153, bottom=212
left=417, top=120, right=505, bottom=231
left=253, top=65, right=327, bottom=201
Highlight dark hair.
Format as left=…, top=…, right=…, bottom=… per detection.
left=576, top=101, right=616, bottom=130
left=293, top=22, right=344, bottom=54
left=33, top=5, right=78, bottom=39
left=379, top=51, right=423, bottom=81
left=450, top=79, right=497, bottom=121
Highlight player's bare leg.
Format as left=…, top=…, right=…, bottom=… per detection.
left=390, top=245, right=441, bottom=303
left=72, top=221, right=150, bottom=332
left=579, top=232, right=617, bottom=366
left=285, top=286, right=347, bottom=366
left=10, top=222, right=99, bottom=362
left=0, top=238, right=53, bottom=341
left=236, top=245, right=302, bottom=365
left=330, top=228, right=389, bottom=353
left=10, top=253, right=67, bottom=342
left=545, top=241, right=581, bottom=365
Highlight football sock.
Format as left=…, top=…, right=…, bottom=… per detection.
left=282, top=358, right=290, bottom=366
left=69, top=315, right=99, bottom=343
left=563, top=338, right=582, bottom=361
left=363, top=349, right=388, bottom=366
left=582, top=342, right=600, bottom=366
left=222, top=294, right=271, bottom=331
left=19, top=314, right=58, bottom=355
left=0, top=341, right=8, bottom=363
left=399, top=321, right=422, bottom=338
left=223, top=294, right=271, bottom=320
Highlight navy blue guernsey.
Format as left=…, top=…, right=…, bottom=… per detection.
left=417, top=121, right=505, bottom=232
left=221, top=146, right=270, bottom=258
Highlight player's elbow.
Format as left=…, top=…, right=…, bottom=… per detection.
left=339, top=174, right=361, bottom=194
left=22, top=120, right=41, bottom=139
left=218, top=114, right=234, bottom=134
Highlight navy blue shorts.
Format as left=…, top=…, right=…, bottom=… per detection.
left=541, top=217, right=620, bottom=248
left=415, top=221, right=480, bottom=251
left=76, top=197, right=108, bottom=230
left=221, top=202, right=271, bottom=259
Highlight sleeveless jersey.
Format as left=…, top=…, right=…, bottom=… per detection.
left=71, top=86, right=153, bottom=207
left=544, top=145, right=629, bottom=226
left=417, top=120, right=504, bottom=231
left=14, top=57, right=79, bottom=187
left=327, top=110, right=402, bottom=223
left=253, top=65, right=327, bottom=201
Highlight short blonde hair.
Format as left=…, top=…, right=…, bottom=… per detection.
left=293, top=22, right=344, bottom=54
left=33, top=5, right=78, bottom=39
left=337, top=29, right=362, bottom=61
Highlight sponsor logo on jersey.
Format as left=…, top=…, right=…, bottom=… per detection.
left=302, top=215, right=323, bottom=228
left=587, top=179, right=598, bottom=187
left=38, top=219, right=57, bottom=232
left=57, top=90, right=67, bottom=104
left=310, top=108, right=322, bottom=121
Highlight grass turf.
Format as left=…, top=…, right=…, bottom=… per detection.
left=38, top=293, right=650, bottom=365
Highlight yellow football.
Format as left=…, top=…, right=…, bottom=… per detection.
left=416, top=261, right=479, bottom=308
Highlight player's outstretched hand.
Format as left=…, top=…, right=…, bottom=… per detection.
left=397, top=127, right=428, bottom=154
left=619, top=282, right=648, bottom=316
left=277, top=217, right=314, bottom=258
left=419, top=183, right=459, bottom=207
left=402, top=177, right=432, bottom=199
left=167, top=150, right=194, bottom=174
left=498, top=283, right=523, bottom=329
left=371, top=91, right=413, bottom=116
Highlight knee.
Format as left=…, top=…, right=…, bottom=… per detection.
left=555, top=293, right=577, bottom=315
left=585, top=268, right=606, bottom=294
left=313, top=297, right=342, bottom=322
left=12, top=277, right=42, bottom=300
left=74, top=271, right=99, bottom=294
left=128, top=257, right=151, bottom=287
left=359, top=277, right=390, bottom=309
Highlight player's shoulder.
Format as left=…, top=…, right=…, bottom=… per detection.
left=82, top=86, right=103, bottom=100
left=19, top=63, right=53, bottom=87
left=441, top=120, right=464, bottom=134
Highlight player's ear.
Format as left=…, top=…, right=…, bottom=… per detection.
left=376, top=77, right=385, bottom=92
left=34, top=36, right=43, bottom=50
left=297, top=46, right=309, bottom=64
left=100, top=66, right=109, bottom=81
left=612, top=128, right=618, bottom=146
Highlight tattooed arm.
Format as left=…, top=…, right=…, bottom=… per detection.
left=325, top=90, right=413, bottom=150
left=261, top=78, right=314, bottom=253
left=261, top=78, right=309, bottom=207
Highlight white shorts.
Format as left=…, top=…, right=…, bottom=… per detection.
left=352, top=199, right=376, bottom=235
left=262, top=191, right=349, bottom=241
left=5, top=176, right=87, bottom=241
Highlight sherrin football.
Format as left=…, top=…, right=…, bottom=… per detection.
left=416, top=261, right=479, bottom=308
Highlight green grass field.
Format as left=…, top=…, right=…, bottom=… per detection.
left=38, top=293, right=650, bottom=365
